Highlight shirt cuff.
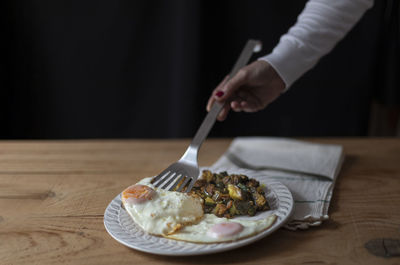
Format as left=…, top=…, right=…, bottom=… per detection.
left=258, top=38, right=320, bottom=90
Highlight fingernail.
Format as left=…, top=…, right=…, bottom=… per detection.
left=216, top=91, right=224, bottom=97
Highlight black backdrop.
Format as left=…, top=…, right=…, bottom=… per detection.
left=1, top=0, right=397, bottom=139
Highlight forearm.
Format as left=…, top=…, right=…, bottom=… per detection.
left=259, top=0, right=374, bottom=89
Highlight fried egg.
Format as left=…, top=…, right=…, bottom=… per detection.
left=121, top=177, right=277, bottom=243
left=121, top=178, right=203, bottom=235
left=166, top=213, right=277, bottom=243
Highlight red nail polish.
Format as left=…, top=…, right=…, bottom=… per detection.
left=216, top=91, right=224, bottom=97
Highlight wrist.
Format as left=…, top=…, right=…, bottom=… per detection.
left=257, top=59, right=286, bottom=93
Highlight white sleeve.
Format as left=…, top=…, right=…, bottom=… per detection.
left=259, top=0, right=374, bottom=89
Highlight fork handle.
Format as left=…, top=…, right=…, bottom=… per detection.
left=190, top=39, right=263, bottom=150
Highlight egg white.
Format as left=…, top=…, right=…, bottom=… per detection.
left=122, top=177, right=277, bottom=243
left=122, top=177, right=203, bottom=235
left=166, top=213, right=277, bottom=243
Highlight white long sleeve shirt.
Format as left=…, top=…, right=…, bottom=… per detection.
left=259, top=0, right=374, bottom=89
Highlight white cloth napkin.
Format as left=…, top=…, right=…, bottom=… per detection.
left=209, top=137, right=344, bottom=230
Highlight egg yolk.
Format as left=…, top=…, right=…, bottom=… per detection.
left=207, top=222, right=244, bottom=238
left=122, top=184, right=155, bottom=204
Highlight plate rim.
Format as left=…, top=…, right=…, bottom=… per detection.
left=104, top=180, right=294, bottom=256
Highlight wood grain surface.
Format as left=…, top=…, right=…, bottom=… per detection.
left=0, top=138, right=399, bottom=265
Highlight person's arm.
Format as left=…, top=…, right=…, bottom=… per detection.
left=208, top=0, right=374, bottom=121
left=260, top=0, right=374, bottom=89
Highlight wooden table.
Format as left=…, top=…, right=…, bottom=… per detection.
left=0, top=138, right=399, bottom=265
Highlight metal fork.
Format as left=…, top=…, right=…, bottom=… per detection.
left=151, top=39, right=262, bottom=192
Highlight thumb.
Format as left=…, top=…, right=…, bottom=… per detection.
left=215, top=68, right=248, bottom=102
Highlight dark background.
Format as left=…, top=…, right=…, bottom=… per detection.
left=1, top=0, right=399, bottom=139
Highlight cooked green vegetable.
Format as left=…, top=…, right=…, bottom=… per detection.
left=227, top=184, right=242, bottom=200
left=203, top=170, right=213, bottom=183
left=212, top=203, right=228, bottom=217
left=237, top=183, right=249, bottom=192
left=190, top=170, right=270, bottom=218
left=252, top=191, right=267, bottom=209
left=229, top=203, right=239, bottom=216
left=247, top=205, right=256, bottom=216
left=205, top=197, right=216, bottom=206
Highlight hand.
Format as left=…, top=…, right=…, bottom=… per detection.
left=207, top=60, right=286, bottom=121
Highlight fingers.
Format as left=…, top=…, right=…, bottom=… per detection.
left=207, top=75, right=232, bottom=121
left=230, top=100, right=260, bottom=113
left=214, top=68, right=248, bottom=103
left=230, top=90, right=263, bottom=113
left=206, top=94, right=215, bottom=112
left=207, top=60, right=284, bottom=120
left=217, top=103, right=231, bottom=121
left=231, top=100, right=241, bottom=112
left=207, top=64, right=253, bottom=121
left=207, top=75, right=229, bottom=112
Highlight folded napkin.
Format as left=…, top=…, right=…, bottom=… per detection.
left=209, top=137, right=344, bottom=230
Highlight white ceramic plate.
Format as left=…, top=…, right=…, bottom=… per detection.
left=104, top=175, right=294, bottom=256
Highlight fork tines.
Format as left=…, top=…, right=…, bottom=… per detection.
left=151, top=170, right=194, bottom=192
